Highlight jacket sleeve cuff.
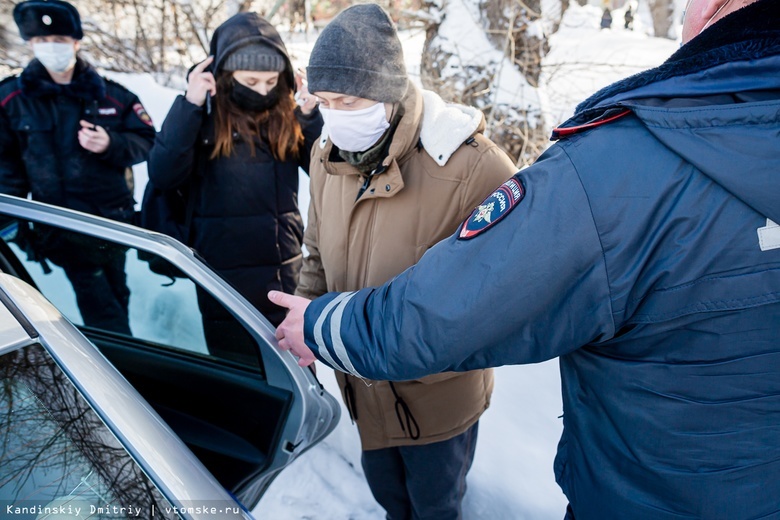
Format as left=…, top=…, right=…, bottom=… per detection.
left=97, top=128, right=125, bottom=164
left=304, top=291, right=366, bottom=378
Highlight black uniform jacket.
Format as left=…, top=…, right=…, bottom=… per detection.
left=0, top=58, right=155, bottom=223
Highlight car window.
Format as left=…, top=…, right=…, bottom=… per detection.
left=0, top=220, right=262, bottom=370
left=0, top=343, right=179, bottom=519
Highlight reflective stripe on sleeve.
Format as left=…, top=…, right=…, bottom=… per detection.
left=313, top=291, right=355, bottom=370
left=330, top=291, right=363, bottom=378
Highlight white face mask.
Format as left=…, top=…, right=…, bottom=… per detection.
left=320, top=102, right=390, bottom=153
left=33, top=42, right=77, bottom=73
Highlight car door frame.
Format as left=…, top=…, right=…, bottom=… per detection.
left=0, top=194, right=340, bottom=507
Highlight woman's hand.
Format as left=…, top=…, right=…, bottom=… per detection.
left=185, top=56, right=216, bottom=107
left=295, top=69, right=318, bottom=115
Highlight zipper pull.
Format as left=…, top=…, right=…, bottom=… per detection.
left=356, top=175, right=371, bottom=201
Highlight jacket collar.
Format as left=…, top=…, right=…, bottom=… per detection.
left=419, top=89, right=484, bottom=167
left=20, top=57, right=105, bottom=101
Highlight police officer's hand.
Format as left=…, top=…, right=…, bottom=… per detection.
left=78, top=120, right=110, bottom=154
left=294, top=70, right=318, bottom=116
left=268, top=291, right=316, bottom=367
left=186, top=56, right=216, bottom=108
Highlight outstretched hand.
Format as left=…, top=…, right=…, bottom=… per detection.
left=268, top=291, right=316, bottom=366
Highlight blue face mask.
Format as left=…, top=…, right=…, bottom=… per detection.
left=33, top=42, right=76, bottom=73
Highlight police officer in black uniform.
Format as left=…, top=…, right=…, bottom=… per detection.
left=0, top=0, right=156, bottom=334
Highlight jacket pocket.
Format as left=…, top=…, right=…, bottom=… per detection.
left=15, top=119, right=54, bottom=163
left=14, top=118, right=54, bottom=133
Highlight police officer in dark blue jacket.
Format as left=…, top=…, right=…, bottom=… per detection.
left=271, top=0, right=780, bottom=518
left=0, top=0, right=155, bottom=335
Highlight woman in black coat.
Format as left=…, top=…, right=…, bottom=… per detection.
left=147, top=12, right=321, bottom=361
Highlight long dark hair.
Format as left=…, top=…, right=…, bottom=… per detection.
left=211, top=71, right=303, bottom=162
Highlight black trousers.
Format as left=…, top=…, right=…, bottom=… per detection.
left=60, top=250, right=131, bottom=335
left=361, top=422, right=479, bottom=520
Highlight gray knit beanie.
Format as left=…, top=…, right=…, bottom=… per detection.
left=222, top=43, right=286, bottom=72
left=307, top=3, right=408, bottom=103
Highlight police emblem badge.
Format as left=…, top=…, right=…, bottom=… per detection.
left=458, top=177, right=524, bottom=240
left=133, top=103, right=154, bottom=127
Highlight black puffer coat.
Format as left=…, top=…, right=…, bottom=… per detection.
left=0, top=58, right=155, bottom=223
left=147, top=13, right=323, bottom=325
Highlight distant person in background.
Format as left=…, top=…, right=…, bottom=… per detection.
left=293, top=4, right=517, bottom=519
left=624, top=5, right=634, bottom=30
left=600, top=7, right=613, bottom=29
left=0, top=0, right=155, bottom=335
left=147, top=12, right=321, bottom=362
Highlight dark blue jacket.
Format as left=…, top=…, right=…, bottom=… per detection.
left=302, top=3, right=780, bottom=518
left=0, top=58, right=155, bottom=222
left=147, top=13, right=323, bottom=325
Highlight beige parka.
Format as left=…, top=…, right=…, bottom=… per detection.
left=296, top=82, right=517, bottom=450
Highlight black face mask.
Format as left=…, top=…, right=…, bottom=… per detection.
left=230, top=80, right=280, bottom=112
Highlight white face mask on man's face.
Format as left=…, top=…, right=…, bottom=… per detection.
left=320, top=102, right=391, bottom=153
left=33, top=42, right=77, bottom=73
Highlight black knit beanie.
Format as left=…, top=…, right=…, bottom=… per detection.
left=222, top=43, right=286, bottom=72
left=307, top=3, right=408, bottom=103
left=13, top=0, right=83, bottom=41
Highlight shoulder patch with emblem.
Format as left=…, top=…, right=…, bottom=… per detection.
left=133, top=103, right=154, bottom=127
left=459, top=177, right=525, bottom=240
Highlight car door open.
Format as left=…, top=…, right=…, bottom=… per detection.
left=0, top=194, right=339, bottom=509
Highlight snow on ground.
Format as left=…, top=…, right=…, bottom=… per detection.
left=540, top=4, right=678, bottom=127
left=431, top=0, right=541, bottom=117
left=103, top=5, right=678, bottom=518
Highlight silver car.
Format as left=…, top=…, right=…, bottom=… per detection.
left=0, top=194, right=340, bottom=519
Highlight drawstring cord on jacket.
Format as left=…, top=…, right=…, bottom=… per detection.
left=389, top=381, right=420, bottom=440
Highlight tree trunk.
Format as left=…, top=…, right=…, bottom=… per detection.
left=649, top=0, right=675, bottom=39
left=420, top=0, right=549, bottom=166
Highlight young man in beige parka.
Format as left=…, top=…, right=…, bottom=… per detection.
left=293, top=4, right=518, bottom=519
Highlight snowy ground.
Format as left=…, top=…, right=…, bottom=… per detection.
left=107, top=4, right=678, bottom=519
